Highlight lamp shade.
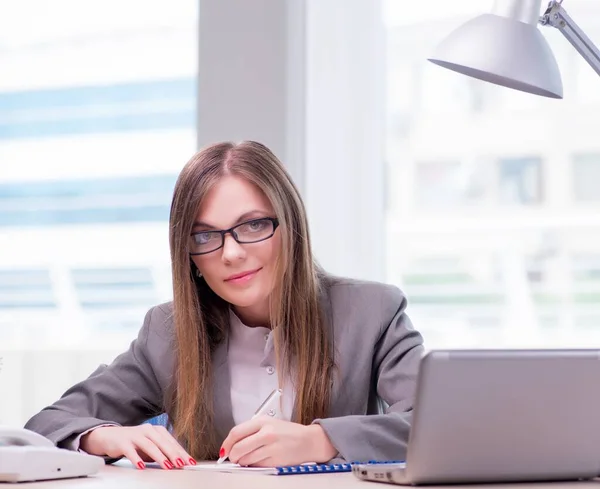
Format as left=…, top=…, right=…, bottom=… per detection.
left=427, top=12, right=563, bottom=98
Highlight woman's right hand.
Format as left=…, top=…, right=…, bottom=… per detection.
left=80, top=425, right=197, bottom=470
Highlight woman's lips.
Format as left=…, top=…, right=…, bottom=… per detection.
left=224, top=268, right=261, bottom=283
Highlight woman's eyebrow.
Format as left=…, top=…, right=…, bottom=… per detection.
left=193, top=210, right=270, bottom=229
left=192, top=220, right=216, bottom=229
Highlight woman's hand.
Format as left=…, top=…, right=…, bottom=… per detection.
left=80, top=425, right=196, bottom=470
left=220, top=417, right=337, bottom=467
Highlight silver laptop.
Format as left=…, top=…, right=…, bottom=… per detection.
left=354, top=349, right=600, bottom=485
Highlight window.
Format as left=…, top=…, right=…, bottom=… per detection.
left=413, top=157, right=542, bottom=210
left=72, top=268, right=157, bottom=309
left=572, top=154, right=600, bottom=202
left=71, top=267, right=160, bottom=334
left=385, top=0, right=600, bottom=350
left=0, top=78, right=195, bottom=140
left=0, top=0, right=197, bottom=426
left=573, top=254, right=600, bottom=282
left=0, top=175, right=177, bottom=226
left=498, top=157, right=543, bottom=205
left=0, top=270, right=55, bottom=309
left=414, top=161, right=463, bottom=208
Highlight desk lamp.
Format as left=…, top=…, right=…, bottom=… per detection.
left=427, top=0, right=600, bottom=98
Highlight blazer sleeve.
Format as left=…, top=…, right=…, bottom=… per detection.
left=312, top=290, right=424, bottom=462
left=24, top=306, right=165, bottom=451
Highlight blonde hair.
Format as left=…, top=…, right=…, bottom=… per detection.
left=165, top=141, right=334, bottom=460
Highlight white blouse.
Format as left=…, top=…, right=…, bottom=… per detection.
left=228, top=308, right=295, bottom=423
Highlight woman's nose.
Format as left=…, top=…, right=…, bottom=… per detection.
left=221, top=233, right=246, bottom=262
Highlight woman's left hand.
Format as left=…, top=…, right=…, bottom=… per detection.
left=220, top=417, right=338, bottom=467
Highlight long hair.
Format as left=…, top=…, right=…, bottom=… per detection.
left=165, top=140, right=334, bottom=460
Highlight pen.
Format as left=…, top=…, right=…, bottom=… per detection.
left=216, top=388, right=282, bottom=464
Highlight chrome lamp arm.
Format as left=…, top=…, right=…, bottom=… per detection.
left=540, top=0, right=600, bottom=77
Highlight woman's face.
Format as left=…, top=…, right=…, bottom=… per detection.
left=190, top=175, right=281, bottom=320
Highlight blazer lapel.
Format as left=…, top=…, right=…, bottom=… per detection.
left=318, top=282, right=348, bottom=418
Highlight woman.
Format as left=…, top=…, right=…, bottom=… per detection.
left=25, top=141, right=424, bottom=470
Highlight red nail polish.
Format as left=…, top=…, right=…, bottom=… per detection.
left=219, top=447, right=225, bottom=457
left=176, top=458, right=184, bottom=468
left=165, top=460, right=174, bottom=470
left=189, top=458, right=197, bottom=465
left=137, top=461, right=145, bottom=470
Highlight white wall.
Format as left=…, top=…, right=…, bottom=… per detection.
left=0, top=350, right=122, bottom=426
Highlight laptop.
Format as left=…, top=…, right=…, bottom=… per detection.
left=353, top=349, right=600, bottom=485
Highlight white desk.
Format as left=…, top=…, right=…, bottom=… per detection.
left=19, top=464, right=600, bottom=489
left=21, top=463, right=363, bottom=488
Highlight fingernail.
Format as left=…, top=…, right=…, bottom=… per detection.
left=219, top=447, right=225, bottom=457
left=176, top=458, right=184, bottom=468
left=137, top=461, right=146, bottom=470
left=165, top=460, right=174, bottom=470
left=189, top=458, right=197, bottom=465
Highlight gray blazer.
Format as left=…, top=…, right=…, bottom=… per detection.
left=24, top=275, right=424, bottom=463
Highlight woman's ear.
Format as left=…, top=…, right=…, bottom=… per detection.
left=190, top=259, right=203, bottom=281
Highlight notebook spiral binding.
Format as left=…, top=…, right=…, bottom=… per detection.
left=274, top=460, right=404, bottom=476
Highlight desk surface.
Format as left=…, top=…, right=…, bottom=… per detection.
left=23, top=463, right=364, bottom=488
left=20, top=464, right=600, bottom=489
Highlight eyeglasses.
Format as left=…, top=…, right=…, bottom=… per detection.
left=189, top=217, right=279, bottom=255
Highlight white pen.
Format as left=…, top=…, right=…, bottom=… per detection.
left=216, top=388, right=282, bottom=464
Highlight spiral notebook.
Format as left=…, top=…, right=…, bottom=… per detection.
left=183, top=460, right=404, bottom=476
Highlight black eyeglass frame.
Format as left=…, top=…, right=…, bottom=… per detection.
left=188, top=217, right=280, bottom=255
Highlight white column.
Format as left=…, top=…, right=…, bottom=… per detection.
left=303, top=0, right=386, bottom=281
left=196, top=0, right=304, bottom=187
left=197, top=0, right=385, bottom=281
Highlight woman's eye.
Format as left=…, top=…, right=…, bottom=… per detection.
left=196, top=232, right=212, bottom=244
left=249, top=220, right=265, bottom=230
